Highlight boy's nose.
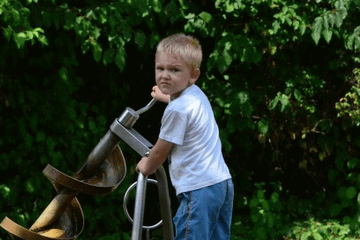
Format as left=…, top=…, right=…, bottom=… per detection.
left=161, top=71, right=170, bottom=80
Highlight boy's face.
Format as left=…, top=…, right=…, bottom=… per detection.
left=155, top=51, right=200, bottom=100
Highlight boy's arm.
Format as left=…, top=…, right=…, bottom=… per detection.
left=136, top=138, right=173, bottom=175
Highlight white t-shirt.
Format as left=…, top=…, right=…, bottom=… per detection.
left=159, top=84, right=231, bottom=195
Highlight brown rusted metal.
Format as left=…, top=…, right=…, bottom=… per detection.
left=0, top=145, right=126, bottom=240
left=1, top=99, right=174, bottom=240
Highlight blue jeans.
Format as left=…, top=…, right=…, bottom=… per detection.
left=173, top=179, right=234, bottom=240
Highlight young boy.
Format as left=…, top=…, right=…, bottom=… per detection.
left=136, top=33, right=234, bottom=240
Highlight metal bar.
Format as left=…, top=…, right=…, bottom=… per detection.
left=155, top=166, right=174, bottom=240
left=136, top=99, right=157, bottom=115
left=110, top=120, right=153, bottom=156
left=131, top=173, right=148, bottom=240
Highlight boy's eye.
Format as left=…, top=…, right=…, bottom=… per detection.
left=156, top=67, right=164, bottom=71
left=171, top=68, right=180, bottom=72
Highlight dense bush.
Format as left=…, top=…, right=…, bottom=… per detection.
left=1, top=0, right=360, bottom=239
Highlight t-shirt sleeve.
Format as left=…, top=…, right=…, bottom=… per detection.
left=159, top=110, right=187, bottom=146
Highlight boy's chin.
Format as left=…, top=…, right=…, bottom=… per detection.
left=158, top=86, right=171, bottom=95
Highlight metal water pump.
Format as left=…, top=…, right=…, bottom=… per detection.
left=1, top=99, right=174, bottom=240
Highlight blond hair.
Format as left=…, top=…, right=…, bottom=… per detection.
left=156, top=33, right=202, bottom=70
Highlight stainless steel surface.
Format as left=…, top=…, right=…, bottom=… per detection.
left=154, top=166, right=174, bottom=240
left=110, top=120, right=153, bottom=156
left=131, top=173, right=148, bottom=240
left=123, top=178, right=163, bottom=230
left=118, top=107, right=139, bottom=129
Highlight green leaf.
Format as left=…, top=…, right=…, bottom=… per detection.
left=11, top=8, right=20, bottom=25
left=103, top=48, right=115, bottom=65
left=335, top=11, right=343, bottom=28
left=322, top=28, right=333, bottom=43
left=269, top=96, right=279, bottom=110
left=3, top=27, right=12, bottom=41
left=134, top=31, right=146, bottom=49
left=13, top=32, right=27, bottom=49
left=0, top=184, right=11, bottom=198
left=34, top=27, right=44, bottom=33
left=218, top=48, right=232, bottom=74
left=238, top=91, right=249, bottom=104
left=280, top=94, right=289, bottom=112
left=270, top=192, right=279, bottom=203
left=26, top=31, right=34, bottom=40
left=293, top=20, right=299, bottom=30
left=337, top=8, right=347, bottom=20
left=25, top=179, right=35, bottom=193
left=37, top=34, right=49, bottom=46
left=199, top=11, right=212, bottom=23
left=312, top=32, right=321, bottom=45
left=355, top=35, right=360, bottom=50
left=300, top=23, right=307, bottom=35
left=225, top=1, right=235, bottom=13
left=257, top=118, right=270, bottom=135
left=312, top=17, right=322, bottom=44
left=327, top=13, right=336, bottom=27
left=115, top=49, right=126, bottom=71
left=346, top=34, right=355, bottom=49
left=322, top=15, right=329, bottom=30
left=92, top=27, right=101, bottom=40
left=237, top=91, right=253, bottom=117
left=347, top=157, right=359, bottom=169
left=294, top=89, right=302, bottom=102
left=59, top=67, right=68, bottom=81
left=346, top=186, right=357, bottom=199
left=313, top=233, right=323, bottom=240
left=313, top=17, right=323, bottom=33
left=151, top=0, right=162, bottom=13
left=184, top=13, right=195, bottom=19
left=93, top=43, right=102, bottom=62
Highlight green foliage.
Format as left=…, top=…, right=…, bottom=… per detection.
left=283, top=218, right=360, bottom=240
left=1, top=0, right=360, bottom=239
left=336, top=68, right=360, bottom=126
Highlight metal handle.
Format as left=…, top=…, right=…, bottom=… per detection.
left=136, top=98, right=157, bottom=115
left=124, top=173, right=163, bottom=240
left=123, top=177, right=163, bottom=231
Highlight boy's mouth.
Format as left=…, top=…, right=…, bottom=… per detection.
left=160, top=82, right=171, bottom=86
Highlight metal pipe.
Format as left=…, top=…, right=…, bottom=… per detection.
left=136, top=99, right=157, bottom=115
left=131, top=173, right=148, bottom=240
left=75, top=130, right=119, bottom=180
left=155, top=166, right=174, bottom=240
left=29, top=188, right=78, bottom=232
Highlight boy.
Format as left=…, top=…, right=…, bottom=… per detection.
left=136, top=33, right=234, bottom=240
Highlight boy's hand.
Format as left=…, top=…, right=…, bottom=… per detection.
left=135, top=139, right=173, bottom=176
left=151, top=86, right=170, bottom=103
left=136, top=157, right=156, bottom=176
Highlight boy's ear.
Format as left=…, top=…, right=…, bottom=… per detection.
left=190, top=68, right=201, bottom=84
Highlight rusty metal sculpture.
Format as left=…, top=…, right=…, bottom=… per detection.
left=1, top=99, right=174, bottom=240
